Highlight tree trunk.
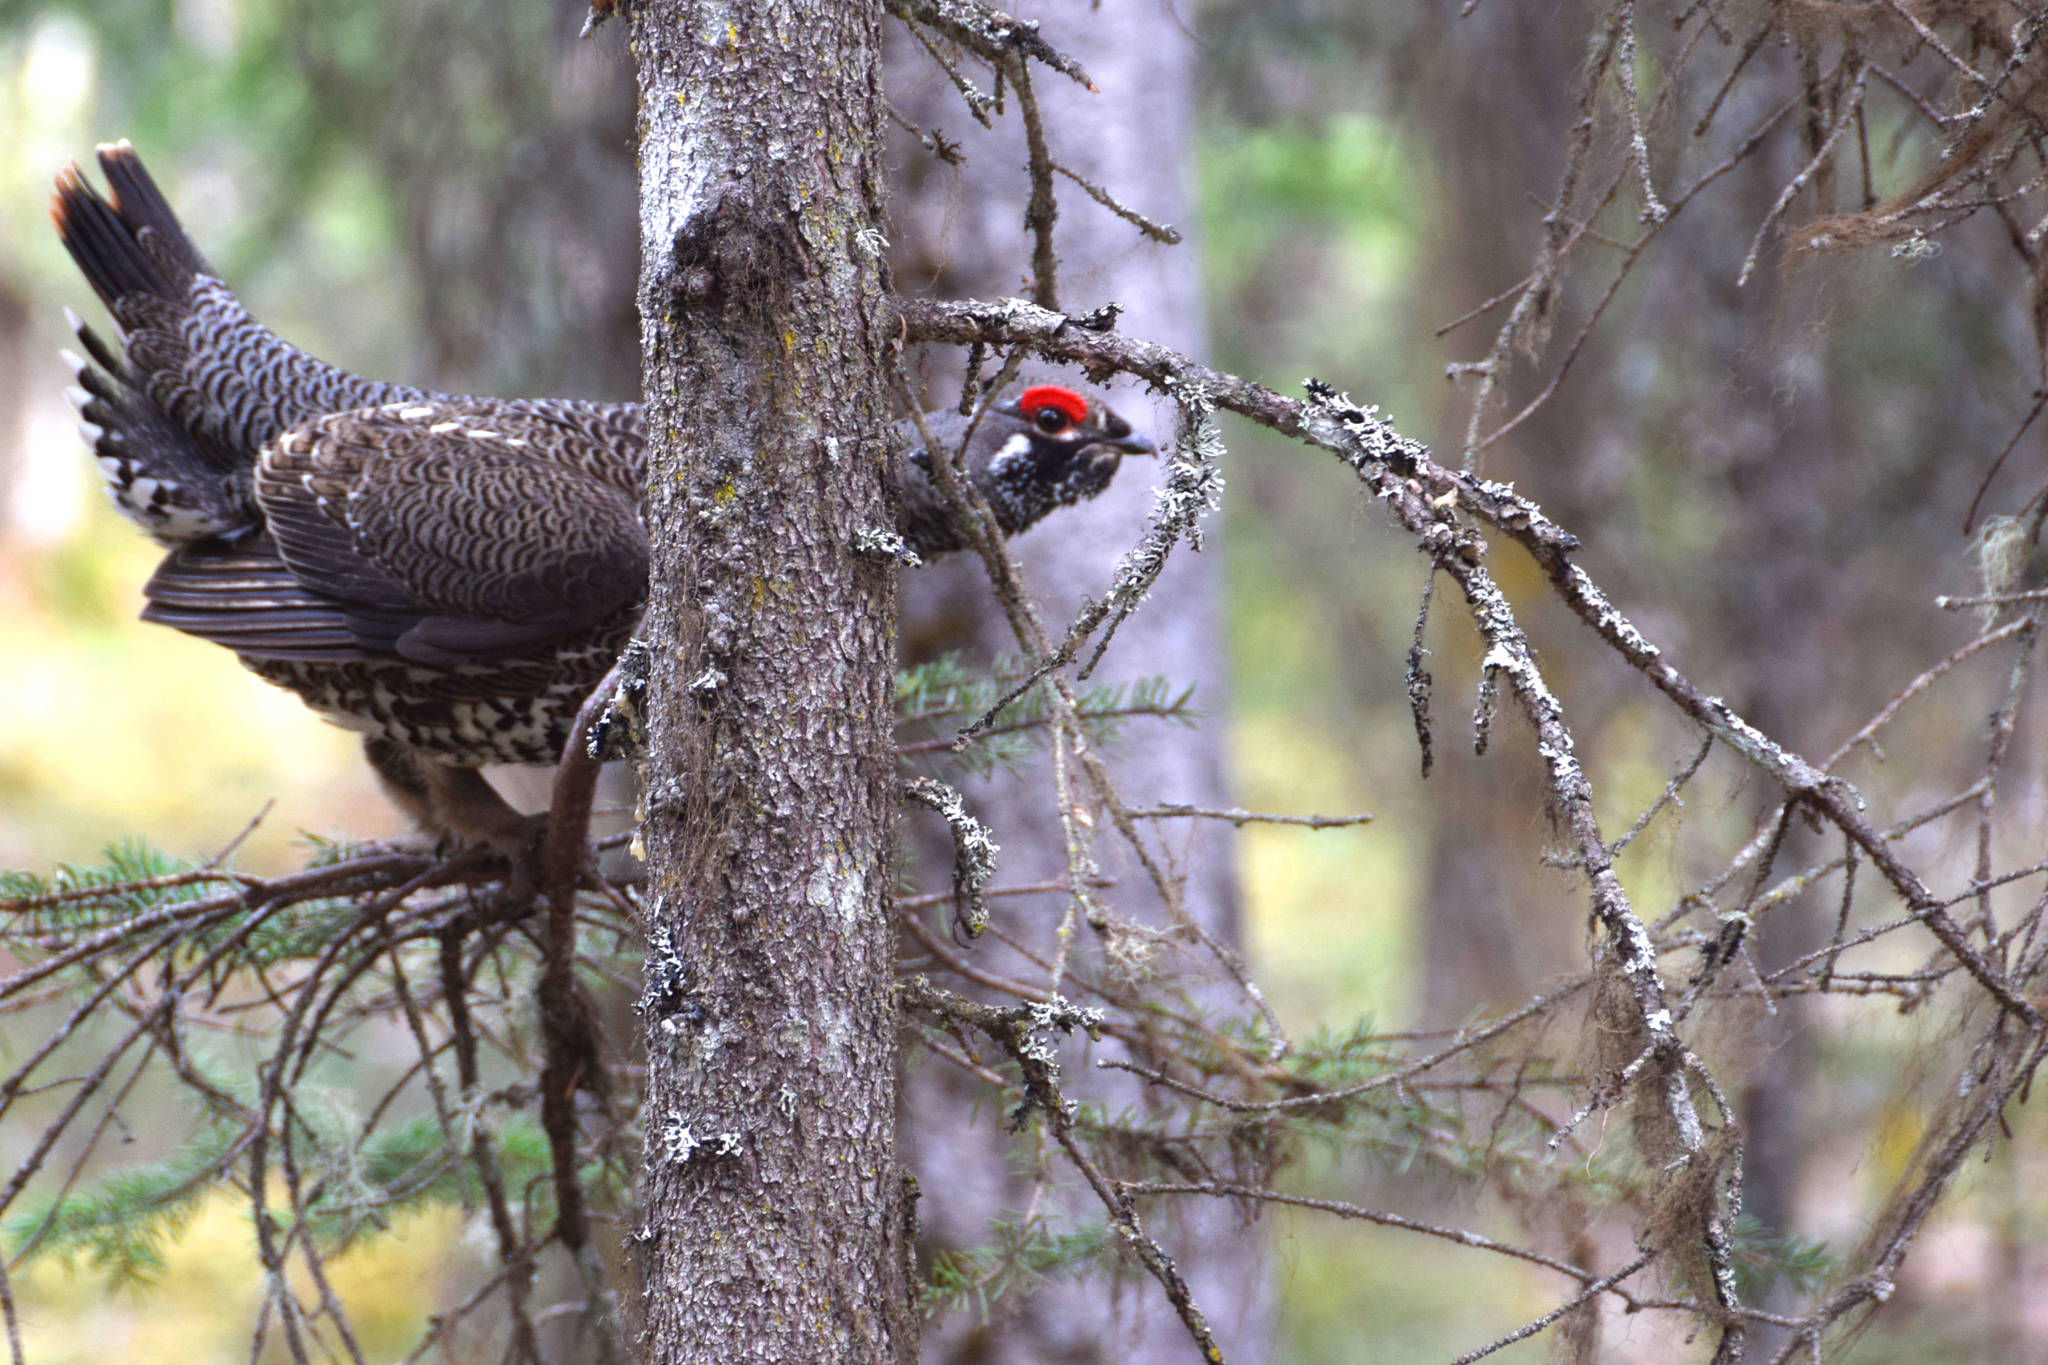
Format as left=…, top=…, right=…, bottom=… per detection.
left=889, top=5, right=1267, bottom=1359
left=628, top=4, right=914, bottom=1361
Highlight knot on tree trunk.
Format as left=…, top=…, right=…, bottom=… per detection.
left=667, top=185, right=812, bottom=322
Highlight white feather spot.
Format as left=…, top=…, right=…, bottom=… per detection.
left=465, top=429, right=501, bottom=441
left=399, top=405, right=437, bottom=420
left=58, top=349, right=88, bottom=377
left=988, top=431, right=1032, bottom=478
left=63, top=385, right=93, bottom=411
left=154, top=505, right=217, bottom=540
left=429, top=421, right=462, bottom=433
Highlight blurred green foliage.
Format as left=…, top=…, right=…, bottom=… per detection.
left=922, top=1218, right=1112, bottom=1321
left=6, top=1111, right=559, bottom=1278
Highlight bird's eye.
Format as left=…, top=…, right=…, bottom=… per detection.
left=1034, top=407, right=1068, bottom=434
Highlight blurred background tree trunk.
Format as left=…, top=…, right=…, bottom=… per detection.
left=1406, top=16, right=1835, bottom=1343
left=1398, top=6, right=2031, bottom=1354
left=278, top=0, right=640, bottom=403
left=888, top=3, right=1267, bottom=1360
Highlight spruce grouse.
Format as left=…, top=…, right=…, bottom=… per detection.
left=53, top=142, right=1154, bottom=843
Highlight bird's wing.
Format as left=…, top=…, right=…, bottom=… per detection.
left=146, top=400, right=649, bottom=666
left=141, top=537, right=396, bottom=663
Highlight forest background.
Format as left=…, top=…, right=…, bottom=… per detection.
left=0, top=2, right=2042, bottom=1362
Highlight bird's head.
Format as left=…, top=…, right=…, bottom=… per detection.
left=975, top=385, right=1156, bottom=534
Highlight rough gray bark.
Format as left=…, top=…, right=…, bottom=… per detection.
left=888, top=4, right=1266, bottom=1359
left=628, top=4, right=914, bottom=1361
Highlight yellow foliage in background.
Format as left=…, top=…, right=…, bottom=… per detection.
left=13, top=1195, right=466, bottom=1364
left=0, top=516, right=393, bottom=873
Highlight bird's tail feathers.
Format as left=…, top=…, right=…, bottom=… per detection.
left=52, top=142, right=256, bottom=540
left=60, top=308, right=250, bottom=544
left=51, top=141, right=426, bottom=541
left=51, top=142, right=213, bottom=318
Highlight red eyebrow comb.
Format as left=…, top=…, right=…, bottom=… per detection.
left=1017, top=385, right=1088, bottom=425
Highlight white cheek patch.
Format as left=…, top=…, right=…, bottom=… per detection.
left=987, top=432, right=1033, bottom=481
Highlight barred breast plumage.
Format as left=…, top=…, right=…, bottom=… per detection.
left=53, top=141, right=1154, bottom=844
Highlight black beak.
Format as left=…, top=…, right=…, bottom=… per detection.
left=1093, top=412, right=1157, bottom=456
